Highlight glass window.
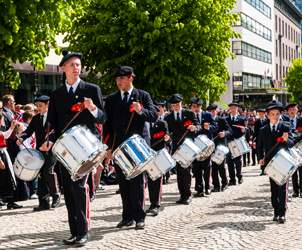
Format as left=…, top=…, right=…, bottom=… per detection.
left=244, top=0, right=271, bottom=19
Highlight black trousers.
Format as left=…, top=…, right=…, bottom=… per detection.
left=292, top=167, right=302, bottom=194
left=192, top=158, right=211, bottom=193
left=270, top=178, right=287, bottom=217
left=116, top=167, right=145, bottom=222
left=226, top=154, right=242, bottom=182
left=147, top=176, right=162, bottom=208
left=61, top=166, right=90, bottom=237
left=251, top=148, right=256, bottom=165
left=38, top=153, right=59, bottom=206
left=211, top=160, right=228, bottom=189
left=176, top=163, right=192, bottom=199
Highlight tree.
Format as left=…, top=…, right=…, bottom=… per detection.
left=0, top=0, right=87, bottom=88
left=66, top=0, right=238, bottom=101
left=285, top=58, right=302, bottom=103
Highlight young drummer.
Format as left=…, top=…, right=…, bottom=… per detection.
left=257, top=100, right=294, bottom=224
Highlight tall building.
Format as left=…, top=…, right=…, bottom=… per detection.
left=223, top=0, right=302, bottom=108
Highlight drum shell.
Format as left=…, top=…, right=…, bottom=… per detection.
left=146, top=148, right=176, bottom=181
left=14, top=149, right=45, bottom=181
left=211, top=145, right=229, bottom=165
left=52, top=125, right=107, bottom=180
left=194, top=135, right=215, bottom=161
left=228, top=136, right=250, bottom=159
left=113, top=134, right=156, bottom=179
left=265, top=148, right=298, bottom=186
left=172, top=138, right=201, bottom=168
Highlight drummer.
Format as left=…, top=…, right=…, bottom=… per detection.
left=207, top=104, right=232, bottom=192
left=257, top=100, right=294, bottom=224
left=17, top=95, right=61, bottom=211
left=164, top=94, right=198, bottom=205
left=225, top=102, right=246, bottom=185
left=104, top=66, right=157, bottom=230
left=282, top=103, right=302, bottom=198
left=190, top=97, right=216, bottom=197
left=147, top=105, right=171, bottom=216
left=39, top=51, right=106, bottom=246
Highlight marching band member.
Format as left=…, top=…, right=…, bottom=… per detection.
left=104, top=66, right=157, bottom=230
left=207, top=104, right=232, bottom=192
left=253, top=108, right=268, bottom=175
left=165, top=94, right=198, bottom=204
left=282, top=103, right=302, bottom=197
left=190, top=97, right=216, bottom=197
left=257, top=100, right=293, bottom=224
left=40, top=51, right=106, bottom=246
left=0, top=115, right=18, bottom=209
left=147, top=105, right=171, bottom=216
left=17, top=95, right=61, bottom=211
left=226, top=102, right=245, bottom=185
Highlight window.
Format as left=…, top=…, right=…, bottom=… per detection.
left=233, top=41, right=272, bottom=64
left=282, top=20, right=284, bottom=36
left=285, top=45, right=287, bottom=60
left=239, top=13, right=272, bottom=41
left=275, top=15, right=277, bottom=32
left=282, top=43, right=284, bottom=59
left=276, top=40, right=278, bottom=57
left=285, top=23, right=287, bottom=38
left=276, top=64, right=278, bottom=80
left=244, top=0, right=271, bottom=18
left=242, top=72, right=272, bottom=89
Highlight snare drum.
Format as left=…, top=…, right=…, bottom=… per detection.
left=14, top=149, right=45, bottom=181
left=146, top=148, right=176, bottom=181
left=211, top=145, right=230, bottom=165
left=228, top=136, right=250, bottom=159
left=194, top=135, right=215, bottom=161
left=265, top=148, right=298, bottom=186
left=52, top=125, right=107, bottom=181
left=172, top=138, right=201, bottom=168
left=113, top=134, right=156, bottom=179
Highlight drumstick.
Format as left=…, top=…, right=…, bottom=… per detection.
left=16, top=135, right=34, bottom=157
left=61, top=110, right=83, bottom=134
left=177, top=130, right=189, bottom=146
left=232, top=124, right=246, bottom=129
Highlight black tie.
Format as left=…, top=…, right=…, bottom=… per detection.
left=196, top=113, right=200, bottom=123
left=176, top=112, right=181, bottom=122
left=68, top=86, right=74, bottom=95
left=272, top=125, right=276, bottom=133
left=122, top=91, right=129, bottom=105
left=290, top=119, right=295, bottom=130
left=40, top=114, right=45, bottom=126
left=232, top=116, right=235, bottom=122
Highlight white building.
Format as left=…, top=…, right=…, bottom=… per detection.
left=222, top=0, right=275, bottom=107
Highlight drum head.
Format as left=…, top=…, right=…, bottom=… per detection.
left=16, top=149, right=45, bottom=170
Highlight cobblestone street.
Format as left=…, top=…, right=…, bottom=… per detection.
left=1, top=165, right=302, bottom=250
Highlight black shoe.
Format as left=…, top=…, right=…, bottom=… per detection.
left=7, top=202, right=23, bottom=210
left=205, top=189, right=211, bottom=195
left=273, top=216, right=278, bottom=222
left=278, top=216, right=286, bottom=224
left=259, top=172, right=265, bottom=176
left=238, top=178, right=243, bottom=184
left=116, top=189, right=120, bottom=194
left=116, top=220, right=134, bottom=228
left=292, top=192, right=299, bottom=198
left=74, top=234, right=88, bottom=247
left=149, top=207, right=159, bottom=216
left=51, top=194, right=61, bottom=208
left=221, top=184, right=228, bottom=191
left=62, top=235, right=76, bottom=245
left=229, top=181, right=236, bottom=186
left=212, top=187, right=220, bottom=192
left=193, top=192, right=205, bottom=197
left=33, top=205, right=50, bottom=212
left=135, top=221, right=145, bottom=230
left=300, top=193, right=302, bottom=198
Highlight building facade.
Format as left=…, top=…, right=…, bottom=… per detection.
left=223, top=0, right=302, bottom=108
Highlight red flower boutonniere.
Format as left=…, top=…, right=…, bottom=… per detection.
left=71, top=103, right=83, bottom=112
left=276, top=137, right=285, bottom=143
left=152, top=131, right=165, bottom=139
left=183, top=120, right=193, bottom=128
left=297, top=127, right=302, bottom=133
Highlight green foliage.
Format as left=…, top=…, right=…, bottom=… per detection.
left=0, top=60, right=20, bottom=89
left=66, top=0, right=238, bottom=101
left=285, top=58, right=302, bottom=103
left=0, top=0, right=87, bottom=88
